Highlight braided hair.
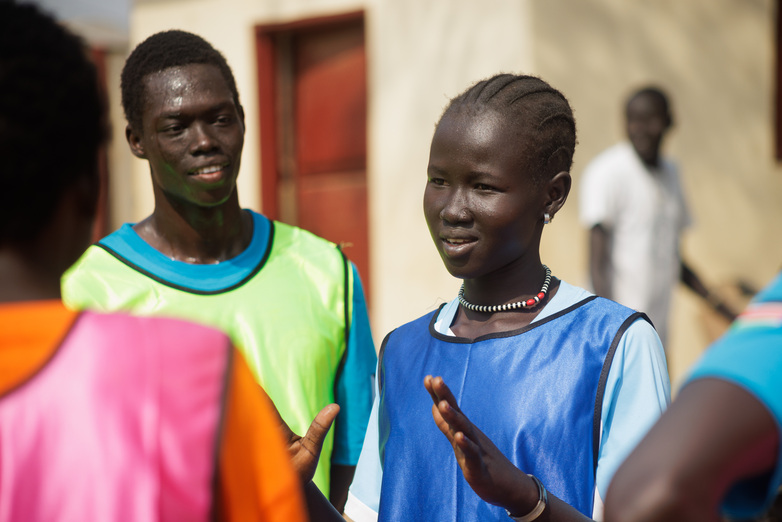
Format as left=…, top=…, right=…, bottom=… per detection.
left=440, top=74, right=577, bottom=185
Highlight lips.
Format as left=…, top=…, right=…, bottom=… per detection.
left=440, top=235, right=477, bottom=257
left=188, top=163, right=229, bottom=183
left=444, top=238, right=474, bottom=245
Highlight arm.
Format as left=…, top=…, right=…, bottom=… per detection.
left=329, top=465, right=355, bottom=512
left=588, top=224, right=612, bottom=299
left=680, top=261, right=737, bottom=321
left=304, top=482, right=346, bottom=522
left=604, top=377, right=779, bottom=522
left=265, top=386, right=347, bottom=522
left=424, top=375, right=592, bottom=521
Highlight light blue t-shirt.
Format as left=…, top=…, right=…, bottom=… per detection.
left=685, top=271, right=782, bottom=519
left=345, top=281, right=670, bottom=521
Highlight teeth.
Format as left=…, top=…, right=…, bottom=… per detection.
left=446, top=238, right=470, bottom=244
left=193, top=165, right=224, bottom=175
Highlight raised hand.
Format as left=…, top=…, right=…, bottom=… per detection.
left=423, top=375, right=538, bottom=515
left=262, top=385, right=340, bottom=484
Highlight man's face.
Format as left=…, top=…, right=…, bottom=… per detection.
left=626, top=93, right=670, bottom=167
left=128, top=63, right=245, bottom=208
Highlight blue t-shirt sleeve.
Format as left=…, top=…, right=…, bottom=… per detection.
left=345, top=390, right=382, bottom=520
left=596, top=318, right=671, bottom=507
left=332, top=262, right=377, bottom=466
left=684, top=302, right=782, bottom=519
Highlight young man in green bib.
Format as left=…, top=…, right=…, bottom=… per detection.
left=62, top=30, right=376, bottom=511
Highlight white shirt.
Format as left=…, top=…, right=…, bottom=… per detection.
left=345, top=281, right=671, bottom=521
left=579, top=142, right=691, bottom=345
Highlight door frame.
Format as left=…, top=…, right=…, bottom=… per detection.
left=254, top=10, right=366, bottom=220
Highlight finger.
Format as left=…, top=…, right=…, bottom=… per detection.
left=439, top=401, right=504, bottom=465
left=431, top=403, right=457, bottom=442
left=431, top=404, right=469, bottom=463
left=430, top=376, right=462, bottom=413
left=453, top=430, right=481, bottom=462
left=437, top=396, right=473, bottom=436
left=301, top=403, right=340, bottom=456
left=424, top=375, right=440, bottom=405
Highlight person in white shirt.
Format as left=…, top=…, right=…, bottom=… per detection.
left=579, top=86, right=735, bottom=346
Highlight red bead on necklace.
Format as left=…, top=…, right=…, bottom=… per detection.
left=457, top=265, right=552, bottom=313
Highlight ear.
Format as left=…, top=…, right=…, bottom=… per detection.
left=74, top=167, right=100, bottom=222
left=237, top=104, right=247, bottom=131
left=544, top=170, right=571, bottom=220
left=664, top=112, right=674, bottom=130
left=126, top=125, right=147, bottom=159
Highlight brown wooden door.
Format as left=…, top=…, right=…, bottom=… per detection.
left=256, top=13, right=370, bottom=300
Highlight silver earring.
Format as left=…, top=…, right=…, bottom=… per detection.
left=543, top=212, right=551, bottom=225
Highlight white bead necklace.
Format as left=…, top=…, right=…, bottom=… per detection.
left=457, top=265, right=552, bottom=313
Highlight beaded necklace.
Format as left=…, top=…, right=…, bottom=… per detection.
left=457, top=265, right=552, bottom=313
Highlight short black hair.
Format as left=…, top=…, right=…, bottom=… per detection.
left=626, top=86, right=672, bottom=123
left=121, top=30, right=244, bottom=132
left=0, top=1, right=106, bottom=245
left=439, top=74, right=577, bottom=185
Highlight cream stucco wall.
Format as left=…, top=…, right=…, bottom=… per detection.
left=118, top=0, right=781, bottom=384
left=530, top=0, right=782, bottom=384
left=367, top=0, right=536, bottom=342
left=128, top=0, right=369, bottom=220
left=125, top=0, right=536, bottom=343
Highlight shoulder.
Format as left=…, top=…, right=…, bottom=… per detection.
left=397, top=308, right=441, bottom=332
left=586, top=293, right=650, bottom=324
left=561, top=286, right=658, bottom=345
left=579, top=144, right=634, bottom=220
left=64, top=223, right=139, bottom=275
left=379, top=309, right=440, bottom=355
left=67, top=241, right=121, bottom=270
left=583, top=142, right=635, bottom=179
left=268, top=220, right=350, bottom=288
left=601, top=310, right=669, bottom=417
left=686, top=277, right=782, bottom=409
left=658, top=157, right=685, bottom=189
left=605, top=305, right=668, bottom=397
left=61, top=242, right=130, bottom=306
left=272, top=219, right=338, bottom=250
left=270, top=219, right=346, bottom=263
left=659, top=155, right=679, bottom=176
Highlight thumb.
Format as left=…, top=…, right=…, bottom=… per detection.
left=301, top=403, right=340, bottom=458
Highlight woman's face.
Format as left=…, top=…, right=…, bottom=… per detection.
left=424, top=108, right=547, bottom=281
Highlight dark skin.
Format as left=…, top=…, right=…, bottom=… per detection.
left=265, top=396, right=346, bottom=522
left=588, top=93, right=736, bottom=322
left=126, top=62, right=354, bottom=509
left=0, top=175, right=97, bottom=303
left=417, top=106, right=593, bottom=520
left=126, top=63, right=252, bottom=263
left=424, top=108, right=569, bottom=334
left=604, top=378, right=779, bottom=522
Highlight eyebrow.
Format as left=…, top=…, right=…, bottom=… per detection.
left=157, top=101, right=236, bottom=120
left=427, top=165, right=500, bottom=183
